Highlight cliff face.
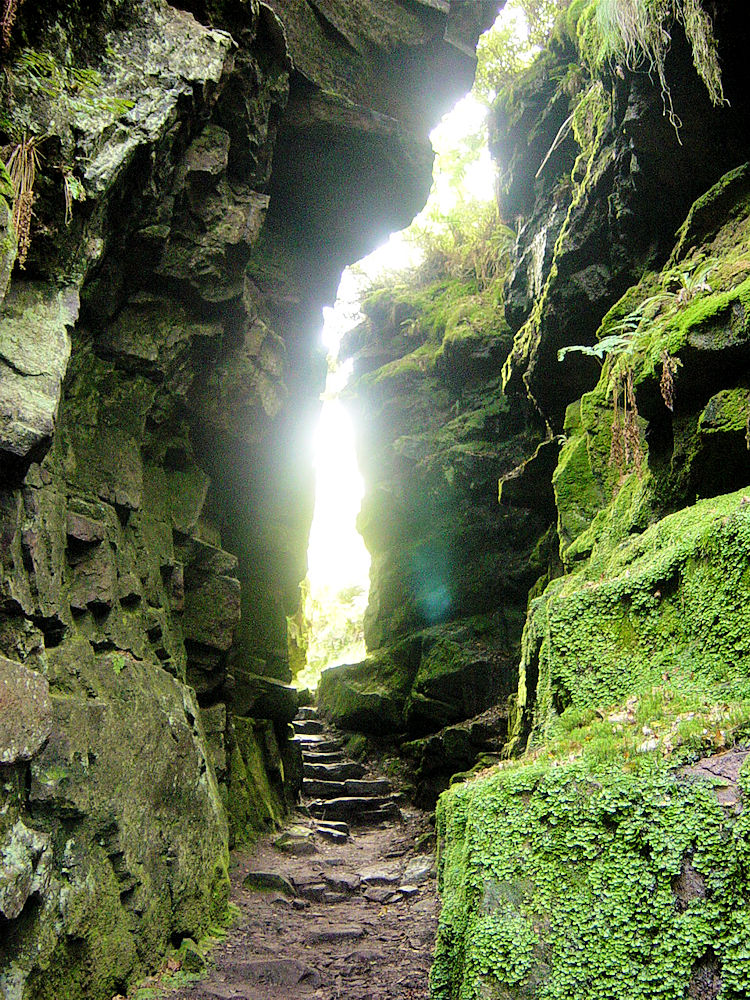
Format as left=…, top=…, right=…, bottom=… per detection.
left=310, top=1, right=750, bottom=994
left=0, top=1, right=494, bottom=995
left=319, top=0, right=750, bottom=759
left=418, top=5, right=750, bottom=999
left=318, top=254, right=555, bottom=733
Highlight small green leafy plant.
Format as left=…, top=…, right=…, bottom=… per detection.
left=0, top=46, right=133, bottom=265
left=558, top=257, right=716, bottom=474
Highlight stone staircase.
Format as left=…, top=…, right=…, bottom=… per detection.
left=293, top=706, right=402, bottom=839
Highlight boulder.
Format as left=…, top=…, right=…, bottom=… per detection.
left=182, top=575, right=241, bottom=652
left=404, top=626, right=512, bottom=733
left=231, top=670, right=298, bottom=725
left=318, top=648, right=417, bottom=733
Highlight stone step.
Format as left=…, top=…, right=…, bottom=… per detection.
left=345, top=777, right=392, bottom=796
left=293, top=878, right=329, bottom=901
left=303, top=776, right=393, bottom=800
left=303, top=778, right=346, bottom=799
left=324, top=871, right=361, bottom=894
left=297, top=737, right=342, bottom=753
left=302, top=750, right=347, bottom=765
left=315, top=819, right=350, bottom=837
left=296, top=706, right=319, bottom=720
left=316, top=825, right=349, bottom=844
left=309, top=795, right=402, bottom=824
left=304, top=761, right=365, bottom=781
left=219, top=958, right=320, bottom=988
left=359, top=803, right=403, bottom=825
left=293, top=718, right=325, bottom=735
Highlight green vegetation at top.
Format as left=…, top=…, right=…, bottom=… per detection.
left=357, top=201, right=514, bottom=392
left=290, top=581, right=367, bottom=692
left=577, top=0, right=725, bottom=127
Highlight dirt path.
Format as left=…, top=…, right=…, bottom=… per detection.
left=164, top=714, right=440, bottom=1000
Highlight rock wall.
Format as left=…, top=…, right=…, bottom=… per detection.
left=305, top=0, right=750, bottom=993
left=0, top=1, right=495, bottom=996
left=318, top=263, right=556, bottom=754
left=426, top=3, right=750, bottom=998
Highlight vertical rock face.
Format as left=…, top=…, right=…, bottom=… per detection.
left=413, top=6, right=750, bottom=1000
left=318, top=277, right=557, bottom=746
left=0, top=0, right=494, bottom=995
left=320, top=0, right=750, bottom=740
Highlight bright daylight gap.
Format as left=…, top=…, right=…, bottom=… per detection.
left=298, top=4, right=529, bottom=693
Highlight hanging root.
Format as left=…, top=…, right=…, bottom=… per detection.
left=1, top=0, right=24, bottom=53
left=623, top=370, right=643, bottom=474
left=609, top=368, right=644, bottom=477
left=609, top=378, right=625, bottom=472
left=6, top=134, right=43, bottom=268
left=659, top=350, right=682, bottom=411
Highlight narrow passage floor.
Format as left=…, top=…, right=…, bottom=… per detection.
left=166, top=707, right=439, bottom=1000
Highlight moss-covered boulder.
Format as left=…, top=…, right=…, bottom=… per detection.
left=227, top=716, right=287, bottom=844
left=434, top=751, right=750, bottom=1000
left=318, top=647, right=417, bottom=733
left=230, top=669, right=299, bottom=727
left=319, top=616, right=521, bottom=737
left=519, top=488, right=750, bottom=739
left=405, top=623, right=518, bottom=733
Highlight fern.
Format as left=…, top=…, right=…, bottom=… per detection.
left=558, top=334, right=633, bottom=362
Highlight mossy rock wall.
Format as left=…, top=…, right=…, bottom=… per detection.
left=333, top=270, right=555, bottom=745
left=0, top=0, right=492, bottom=996
left=434, top=753, right=750, bottom=1000
left=432, top=7, right=750, bottom=998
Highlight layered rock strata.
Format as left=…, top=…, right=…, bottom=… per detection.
left=0, top=0, right=493, bottom=995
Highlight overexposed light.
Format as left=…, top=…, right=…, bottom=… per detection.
left=308, top=273, right=371, bottom=597
left=494, top=3, right=531, bottom=44
left=307, top=4, right=525, bottom=617
left=306, top=394, right=370, bottom=592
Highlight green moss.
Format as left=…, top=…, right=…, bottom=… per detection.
left=434, top=752, right=750, bottom=1000
left=520, top=488, right=750, bottom=742
left=227, top=719, right=285, bottom=844
left=359, top=274, right=509, bottom=397
left=553, top=382, right=624, bottom=562
left=317, top=647, right=416, bottom=733
left=698, top=388, right=750, bottom=436
left=363, top=342, right=442, bottom=389
left=672, top=163, right=750, bottom=260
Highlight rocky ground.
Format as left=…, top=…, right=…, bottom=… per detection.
left=161, top=711, right=440, bottom=1000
